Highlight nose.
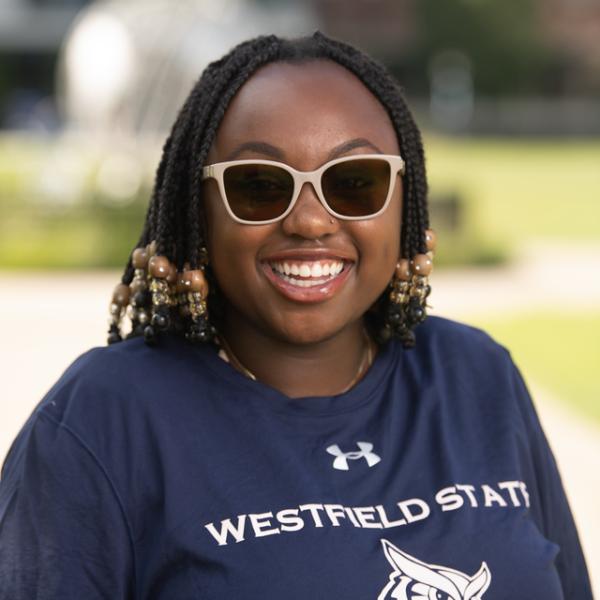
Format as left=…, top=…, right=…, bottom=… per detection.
left=281, top=181, right=339, bottom=239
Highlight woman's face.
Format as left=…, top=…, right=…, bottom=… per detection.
left=203, top=60, right=402, bottom=345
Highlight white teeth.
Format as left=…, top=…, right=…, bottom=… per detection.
left=280, top=275, right=330, bottom=287
left=269, top=260, right=346, bottom=283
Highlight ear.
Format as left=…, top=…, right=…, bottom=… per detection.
left=464, top=562, right=491, bottom=599
left=380, top=540, right=461, bottom=600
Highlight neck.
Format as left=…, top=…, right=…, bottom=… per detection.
left=218, top=315, right=375, bottom=398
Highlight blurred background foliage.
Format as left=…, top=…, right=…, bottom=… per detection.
left=475, top=311, right=600, bottom=423
left=411, top=0, right=566, bottom=96
left=0, top=0, right=598, bottom=421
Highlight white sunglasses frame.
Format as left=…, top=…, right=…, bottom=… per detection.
left=201, top=153, right=405, bottom=225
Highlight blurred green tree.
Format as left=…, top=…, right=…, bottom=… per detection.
left=401, top=0, right=555, bottom=97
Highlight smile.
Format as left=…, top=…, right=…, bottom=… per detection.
left=269, top=260, right=345, bottom=287
left=261, top=257, right=353, bottom=303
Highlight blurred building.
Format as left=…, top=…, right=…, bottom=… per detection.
left=0, top=0, right=92, bottom=129
left=310, top=0, right=417, bottom=61
left=316, top=0, right=600, bottom=95
left=0, top=0, right=89, bottom=51
left=2, top=0, right=599, bottom=134
left=536, top=0, right=600, bottom=94
left=316, top=0, right=600, bottom=135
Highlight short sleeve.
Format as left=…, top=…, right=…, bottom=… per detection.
left=0, top=411, right=134, bottom=600
left=508, top=357, right=593, bottom=599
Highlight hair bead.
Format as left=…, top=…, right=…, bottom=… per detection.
left=425, top=229, right=437, bottom=253
left=410, top=254, right=433, bottom=276
left=181, top=269, right=209, bottom=298
left=380, top=246, right=434, bottom=347
left=107, top=284, right=129, bottom=344
left=148, top=255, right=171, bottom=279
left=167, top=263, right=178, bottom=285
left=146, top=240, right=157, bottom=258
left=130, top=278, right=147, bottom=295
left=131, top=247, right=149, bottom=269
left=394, top=259, right=411, bottom=281
left=112, top=283, right=131, bottom=306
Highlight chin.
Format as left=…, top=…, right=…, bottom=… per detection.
left=269, top=312, right=357, bottom=347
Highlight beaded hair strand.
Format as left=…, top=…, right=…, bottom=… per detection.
left=106, top=31, right=434, bottom=348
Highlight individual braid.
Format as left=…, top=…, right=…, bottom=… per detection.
left=106, top=31, right=431, bottom=348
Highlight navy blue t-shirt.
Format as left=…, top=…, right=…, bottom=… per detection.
left=0, top=316, right=592, bottom=599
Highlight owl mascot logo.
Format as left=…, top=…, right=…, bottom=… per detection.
left=378, top=539, right=491, bottom=600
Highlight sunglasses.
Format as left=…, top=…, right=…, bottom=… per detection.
left=201, top=154, right=405, bottom=225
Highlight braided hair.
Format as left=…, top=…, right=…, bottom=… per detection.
left=110, top=31, right=431, bottom=348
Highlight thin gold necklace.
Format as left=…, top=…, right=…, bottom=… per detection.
left=217, top=331, right=375, bottom=394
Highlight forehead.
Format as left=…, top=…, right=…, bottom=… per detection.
left=209, top=60, right=399, bottom=162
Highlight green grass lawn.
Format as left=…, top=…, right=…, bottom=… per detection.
left=425, top=135, right=600, bottom=243
left=471, top=311, right=600, bottom=423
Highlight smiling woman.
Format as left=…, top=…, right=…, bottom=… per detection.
left=200, top=60, right=408, bottom=396
left=0, top=33, right=592, bottom=599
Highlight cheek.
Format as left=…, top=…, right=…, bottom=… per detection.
left=350, top=224, right=399, bottom=310
left=361, top=191, right=401, bottom=264
left=206, top=226, right=263, bottom=319
left=207, top=223, right=261, bottom=284
left=351, top=189, right=402, bottom=303
left=203, top=181, right=251, bottom=267
left=203, top=193, right=272, bottom=303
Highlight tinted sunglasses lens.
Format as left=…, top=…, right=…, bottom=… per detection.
left=223, top=164, right=294, bottom=222
left=322, top=158, right=391, bottom=217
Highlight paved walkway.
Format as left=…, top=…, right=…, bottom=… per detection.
left=0, top=241, right=598, bottom=591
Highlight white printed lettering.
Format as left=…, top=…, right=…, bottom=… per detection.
left=520, top=481, right=531, bottom=507
left=299, top=503, right=325, bottom=527
left=345, top=507, right=361, bottom=527
left=276, top=508, right=304, bottom=532
left=435, top=486, right=464, bottom=512
left=498, top=481, right=522, bottom=507
left=456, top=484, right=478, bottom=507
left=324, top=504, right=347, bottom=527
left=398, top=498, right=430, bottom=523
left=482, top=485, right=508, bottom=507
left=204, top=479, right=532, bottom=547
left=375, top=504, right=407, bottom=528
left=249, top=512, right=280, bottom=537
left=354, top=506, right=383, bottom=529
left=205, top=516, right=247, bottom=546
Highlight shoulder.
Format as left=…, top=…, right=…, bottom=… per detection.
left=415, top=314, right=511, bottom=367
left=406, top=315, right=527, bottom=414
left=1, top=335, right=219, bottom=483
left=33, top=334, right=212, bottom=439
left=38, top=337, right=159, bottom=414
left=405, top=317, right=547, bottom=466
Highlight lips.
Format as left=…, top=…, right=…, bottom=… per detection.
left=260, top=255, right=354, bottom=302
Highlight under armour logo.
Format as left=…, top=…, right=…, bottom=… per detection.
left=326, top=441, right=381, bottom=471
